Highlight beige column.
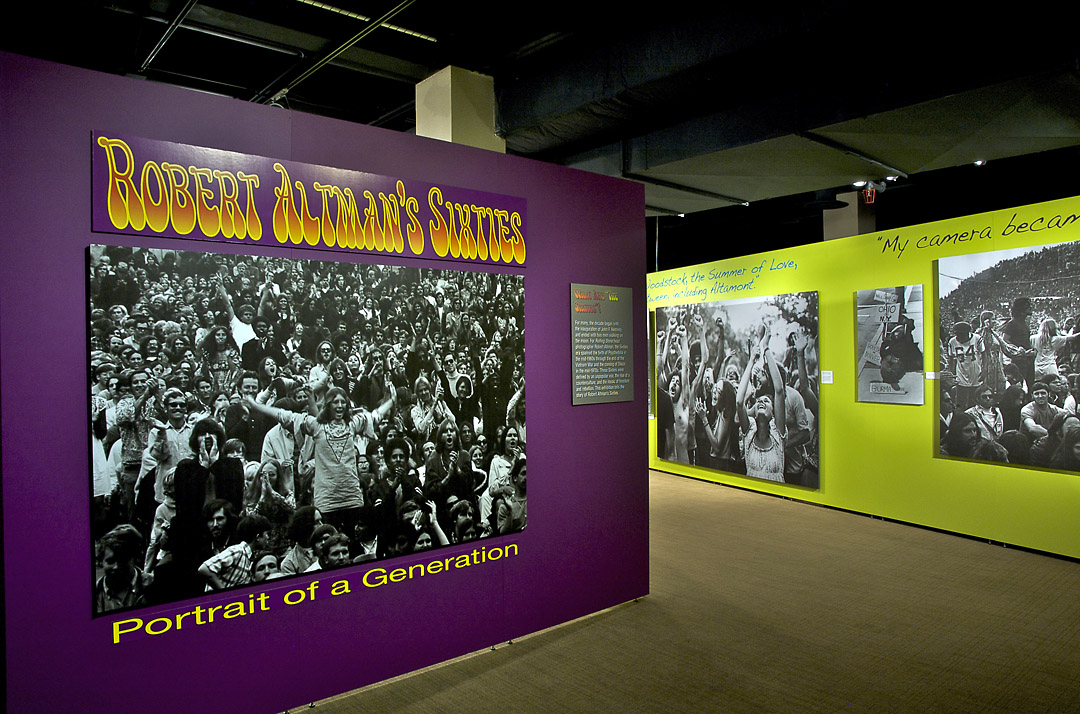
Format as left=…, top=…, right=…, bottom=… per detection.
left=415, top=66, right=505, bottom=153
left=823, top=190, right=876, bottom=240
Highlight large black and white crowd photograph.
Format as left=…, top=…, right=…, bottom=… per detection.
left=937, top=240, right=1080, bottom=472
left=88, top=244, right=526, bottom=614
left=655, top=292, right=820, bottom=489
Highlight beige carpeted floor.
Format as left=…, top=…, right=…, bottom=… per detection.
left=298, top=470, right=1080, bottom=714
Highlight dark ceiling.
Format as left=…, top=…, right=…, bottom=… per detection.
left=4, top=2, right=1080, bottom=269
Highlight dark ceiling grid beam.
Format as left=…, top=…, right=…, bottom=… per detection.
left=251, top=0, right=418, bottom=104
left=139, top=0, right=200, bottom=72
left=645, top=204, right=682, bottom=216
left=115, top=1, right=431, bottom=84
left=619, top=138, right=747, bottom=205
left=150, top=67, right=250, bottom=93
left=290, top=0, right=437, bottom=42
left=623, top=172, right=749, bottom=205
left=501, top=32, right=572, bottom=65
left=797, top=131, right=910, bottom=179
left=179, top=4, right=430, bottom=83
left=163, top=20, right=306, bottom=58
left=107, top=5, right=309, bottom=60
left=368, top=100, right=416, bottom=128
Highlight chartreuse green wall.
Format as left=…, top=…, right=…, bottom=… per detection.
left=648, top=195, right=1080, bottom=558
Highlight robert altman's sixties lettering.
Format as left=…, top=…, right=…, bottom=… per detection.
left=92, top=134, right=527, bottom=265
left=89, top=244, right=525, bottom=615
left=938, top=239, right=1080, bottom=472
left=655, top=292, right=819, bottom=489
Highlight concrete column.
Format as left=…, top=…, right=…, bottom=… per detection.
left=415, top=66, right=505, bottom=153
left=823, top=190, right=876, bottom=240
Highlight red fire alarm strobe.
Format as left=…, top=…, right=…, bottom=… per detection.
left=862, top=187, right=876, bottom=204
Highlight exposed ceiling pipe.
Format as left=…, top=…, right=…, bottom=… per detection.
left=108, top=5, right=307, bottom=59
left=253, top=0, right=418, bottom=104
left=139, top=0, right=200, bottom=72
left=109, top=3, right=430, bottom=86
left=161, top=21, right=304, bottom=58
left=292, top=0, right=436, bottom=42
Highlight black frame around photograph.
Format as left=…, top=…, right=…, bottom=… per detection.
left=655, top=291, right=819, bottom=489
left=88, top=243, right=525, bottom=615
left=937, top=239, right=1080, bottom=471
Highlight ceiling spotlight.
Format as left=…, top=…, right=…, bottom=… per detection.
left=740, top=202, right=750, bottom=207
left=852, top=180, right=868, bottom=188
left=885, top=175, right=899, bottom=182
left=974, top=159, right=987, bottom=166
left=677, top=213, right=685, bottom=218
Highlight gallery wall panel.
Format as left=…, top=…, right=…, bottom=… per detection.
left=648, top=195, right=1080, bottom=559
left=1, top=53, right=647, bottom=714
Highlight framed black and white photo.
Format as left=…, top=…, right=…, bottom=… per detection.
left=937, top=239, right=1080, bottom=471
left=855, top=285, right=925, bottom=405
left=655, top=291, right=819, bottom=489
left=88, top=243, right=525, bottom=615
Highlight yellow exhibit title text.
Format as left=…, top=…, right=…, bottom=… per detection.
left=97, top=136, right=263, bottom=240
left=95, top=136, right=525, bottom=264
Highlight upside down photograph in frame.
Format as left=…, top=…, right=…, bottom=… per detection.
left=855, top=285, right=925, bottom=405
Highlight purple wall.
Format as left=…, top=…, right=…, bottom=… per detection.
left=1, top=53, right=648, bottom=713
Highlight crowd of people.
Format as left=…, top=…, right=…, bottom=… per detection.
left=939, top=296, right=1080, bottom=471
left=655, top=298, right=819, bottom=488
left=939, top=242, right=1080, bottom=329
left=88, top=245, right=526, bottom=614
left=938, top=242, right=1080, bottom=471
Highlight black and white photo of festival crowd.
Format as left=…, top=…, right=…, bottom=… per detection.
left=655, top=292, right=819, bottom=489
left=88, top=245, right=525, bottom=614
left=938, top=240, right=1080, bottom=471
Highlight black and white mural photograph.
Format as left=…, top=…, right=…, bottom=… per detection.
left=855, top=285, right=925, bottom=405
left=938, top=239, right=1080, bottom=470
left=88, top=244, right=525, bottom=614
left=655, top=292, right=819, bottom=489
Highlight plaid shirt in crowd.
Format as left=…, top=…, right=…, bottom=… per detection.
left=200, top=542, right=253, bottom=590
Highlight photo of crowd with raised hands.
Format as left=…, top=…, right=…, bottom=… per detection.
left=88, top=244, right=525, bottom=614
left=655, top=292, right=820, bottom=489
left=937, top=240, right=1080, bottom=471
